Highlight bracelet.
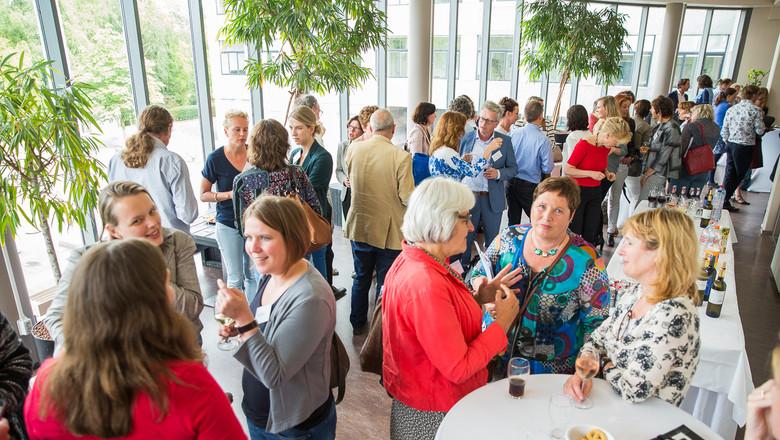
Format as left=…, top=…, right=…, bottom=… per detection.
left=214, top=192, right=219, bottom=203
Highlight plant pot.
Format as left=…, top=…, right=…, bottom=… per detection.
left=32, top=321, right=54, bottom=361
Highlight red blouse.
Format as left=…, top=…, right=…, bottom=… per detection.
left=382, top=242, right=508, bottom=412
left=25, top=359, right=246, bottom=440
left=567, top=138, right=609, bottom=187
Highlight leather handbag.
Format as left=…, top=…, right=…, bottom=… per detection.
left=683, top=123, right=715, bottom=175
left=359, top=300, right=384, bottom=375
left=287, top=167, right=332, bottom=252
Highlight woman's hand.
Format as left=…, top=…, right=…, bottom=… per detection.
left=473, top=264, right=523, bottom=305
left=605, top=171, right=616, bottom=182
left=590, top=171, right=606, bottom=181
left=0, top=418, right=9, bottom=440
left=563, top=374, right=593, bottom=402
left=493, top=285, right=519, bottom=332
left=462, top=153, right=474, bottom=163
left=216, top=279, right=255, bottom=327
left=746, top=379, right=775, bottom=440
left=608, top=146, right=622, bottom=155
left=485, top=138, right=503, bottom=156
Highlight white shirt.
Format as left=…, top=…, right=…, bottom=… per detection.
left=462, top=135, right=493, bottom=192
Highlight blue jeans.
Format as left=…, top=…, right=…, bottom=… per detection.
left=308, top=247, right=328, bottom=280
left=215, top=222, right=257, bottom=297
left=350, top=241, right=400, bottom=329
left=247, top=399, right=336, bottom=440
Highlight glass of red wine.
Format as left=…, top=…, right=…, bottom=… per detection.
left=573, top=347, right=600, bottom=409
left=507, top=357, right=530, bottom=399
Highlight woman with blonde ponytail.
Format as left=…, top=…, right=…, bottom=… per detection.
left=109, top=105, right=198, bottom=233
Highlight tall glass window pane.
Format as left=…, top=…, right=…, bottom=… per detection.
left=705, top=10, right=742, bottom=81
left=454, top=0, right=483, bottom=103
left=636, top=7, right=665, bottom=100
left=348, top=49, right=378, bottom=120
left=387, top=0, right=409, bottom=144
left=485, top=0, right=517, bottom=101
left=138, top=0, right=206, bottom=211
left=606, top=5, right=642, bottom=96
left=676, top=8, right=706, bottom=96
left=431, top=0, right=452, bottom=109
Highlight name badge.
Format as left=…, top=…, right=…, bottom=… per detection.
left=255, top=304, right=272, bottom=324
left=491, top=150, right=503, bottom=161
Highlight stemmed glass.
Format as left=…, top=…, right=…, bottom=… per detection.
left=573, top=347, right=600, bottom=409
left=214, top=299, right=239, bottom=351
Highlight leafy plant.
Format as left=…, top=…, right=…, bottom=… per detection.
left=0, top=53, right=106, bottom=280
left=519, top=0, right=628, bottom=128
left=747, top=69, right=767, bottom=87
left=219, top=0, right=389, bottom=122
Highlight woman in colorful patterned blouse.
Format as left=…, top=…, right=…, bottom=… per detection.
left=232, top=119, right=321, bottom=236
left=470, top=176, right=610, bottom=375
left=564, top=208, right=700, bottom=406
left=428, top=111, right=501, bottom=181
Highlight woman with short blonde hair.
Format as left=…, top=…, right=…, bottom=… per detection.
left=564, top=208, right=700, bottom=406
left=428, top=111, right=501, bottom=182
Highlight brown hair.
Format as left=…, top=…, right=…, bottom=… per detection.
left=412, top=102, right=437, bottom=125
left=429, top=111, right=467, bottom=156
left=741, top=84, right=760, bottom=101
left=621, top=209, right=698, bottom=304
left=288, top=106, right=324, bottom=136
left=533, top=176, right=580, bottom=214
left=248, top=119, right=290, bottom=171
left=243, top=195, right=310, bottom=265
left=678, top=101, right=695, bottom=113
left=121, top=105, right=173, bottom=168
left=358, top=105, right=380, bottom=129
left=41, top=239, right=201, bottom=437
left=651, top=95, right=675, bottom=118
left=99, top=181, right=153, bottom=227
left=499, top=97, right=519, bottom=116
left=634, top=100, right=651, bottom=119
left=714, top=87, right=737, bottom=106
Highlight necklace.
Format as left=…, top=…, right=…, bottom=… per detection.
left=411, top=243, right=468, bottom=289
left=529, top=230, right=568, bottom=258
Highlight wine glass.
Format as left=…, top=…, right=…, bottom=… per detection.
left=214, top=310, right=239, bottom=351
left=548, top=394, right=573, bottom=439
left=573, top=347, right=600, bottom=409
left=507, top=357, right=530, bottom=399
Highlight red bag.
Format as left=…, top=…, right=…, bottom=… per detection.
left=683, top=123, right=715, bottom=175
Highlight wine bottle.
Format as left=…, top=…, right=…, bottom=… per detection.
left=700, top=189, right=713, bottom=228
left=695, top=255, right=710, bottom=306
left=706, top=262, right=727, bottom=318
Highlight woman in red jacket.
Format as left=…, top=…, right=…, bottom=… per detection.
left=382, top=177, right=521, bottom=440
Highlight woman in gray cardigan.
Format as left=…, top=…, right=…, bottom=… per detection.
left=217, top=195, right=337, bottom=439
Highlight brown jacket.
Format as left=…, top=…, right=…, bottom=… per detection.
left=345, top=134, right=414, bottom=250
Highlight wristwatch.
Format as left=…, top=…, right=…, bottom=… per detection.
left=236, top=320, right=259, bottom=335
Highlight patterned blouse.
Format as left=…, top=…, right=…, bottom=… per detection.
left=470, top=225, right=610, bottom=374
left=721, top=100, right=766, bottom=146
left=429, top=146, right=488, bottom=181
left=232, top=165, right=320, bottom=234
left=583, top=282, right=700, bottom=406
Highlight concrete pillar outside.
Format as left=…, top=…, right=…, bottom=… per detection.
left=407, top=0, right=433, bottom=137
left=651, top=3, right=684, bottom=99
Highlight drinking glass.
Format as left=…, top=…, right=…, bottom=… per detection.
left=214, top=305, right=239, bottom=351
left=573, top=347, right=600, bottom=409
left=549, top=394, right=572, bottom=439
left=507, top=357, right=530, bottom=399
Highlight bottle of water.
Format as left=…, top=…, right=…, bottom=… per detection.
left=711, top=185, right=726, bottom=223
left=678, top=186, right=688, bottom=212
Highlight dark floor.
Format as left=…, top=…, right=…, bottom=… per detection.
left=198, top=191, right=780, bottom=440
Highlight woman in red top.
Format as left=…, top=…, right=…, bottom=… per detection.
left=566, top=117, right=631, bottom=247
left=382, top=177, right=521, bottom=440
left=25, top=239, right=245, bottom=440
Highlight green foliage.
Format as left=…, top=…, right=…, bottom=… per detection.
left=747, top=69, right=767, bottom=87
left=0, top=53, right=107, bottom=245
left=220, top=0, right=388, bottom=103
left=0, top=0, right=43, bottom=67
left=169, top=105, right=200, bottom=121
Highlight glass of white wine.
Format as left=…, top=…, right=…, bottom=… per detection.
left=214, top=312, right=239, bottom=351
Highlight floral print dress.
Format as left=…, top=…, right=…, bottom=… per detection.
left=583, top=282, right=700, bottom=406
left=428, top=147, right=489, bottom=181
left=470, top=224, right=610, bottom=374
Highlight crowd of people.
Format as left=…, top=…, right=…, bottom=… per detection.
left=0, top=72, right=775, bottom=440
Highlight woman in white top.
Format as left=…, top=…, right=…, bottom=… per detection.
left=407, top=102, right=437, bottom=155
left=428, top=111, right=500, bottom=181
left=495, top=97, right=519, bottom=135
left=563, top=105, right=590, bottom=169
left=108, top=105, right=198, bottom=233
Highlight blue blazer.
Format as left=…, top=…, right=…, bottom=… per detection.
left=459, top=130, right=516, bottom=212
left=667, top=90, right=688, bottom=108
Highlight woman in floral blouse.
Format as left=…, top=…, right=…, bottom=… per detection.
left=470, top=176, right=610, bottom=375
left=563, top=208, right=700, bottom=406
left=428, top=111, right=501, bottom=181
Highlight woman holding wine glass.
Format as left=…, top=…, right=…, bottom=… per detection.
left=216, top=195, right=337, bottom=439
left=563, top=208, right=701, bottom=406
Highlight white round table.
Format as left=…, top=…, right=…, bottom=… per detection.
left=435, top=374, right=721, bottom=439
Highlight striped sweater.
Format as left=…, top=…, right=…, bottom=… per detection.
left=0, top=312, right=32, bottom=410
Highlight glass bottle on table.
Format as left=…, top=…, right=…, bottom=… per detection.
left=666, top=185, right=678, bottom=209
left=700, top=188, right=713, bottom=228
left=695, top=255, right=711, bottom=306
left=706, top=262, right=727, bottom=318
left=573, top=347, right=600, bottom=409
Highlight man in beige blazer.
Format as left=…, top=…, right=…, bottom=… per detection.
left=345, top=109, right=414, bottom=334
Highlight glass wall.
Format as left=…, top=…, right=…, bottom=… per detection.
left=485, top=0, right=517, bottom=101
left=454, top=0, right=483, bottom=103
left=386, top=1, right=410, bottom=143
left=431, top=0, right=452, bottom=109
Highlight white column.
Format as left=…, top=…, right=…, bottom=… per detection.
left=651, top=3, right=684, bottom=99
left=407, top=0, right=433, bottom=136
left=760, top=32, right=780, bottom=233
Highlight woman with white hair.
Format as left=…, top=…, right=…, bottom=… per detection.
left=382, top=177, right=521, bottom=440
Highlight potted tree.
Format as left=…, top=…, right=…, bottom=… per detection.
left=519, top=0, right=628, bottom=129
left=0, top=53, right=105, bottom=317
left=219, top=0, right=389, bottom=122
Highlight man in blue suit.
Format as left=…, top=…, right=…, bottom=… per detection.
left=668, top=78, right=690, bottom=109
left=459, top=100, right=517, bottom=267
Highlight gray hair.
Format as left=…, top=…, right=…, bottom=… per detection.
left=222, top=109, right=249, bottom=128
left=370, top=109, right=395, bottom=132
left=294, top=94, right=319, bottom=109
left=481, top=100, right=503, bottom=119
left=402, top=177, right=475, bottom=244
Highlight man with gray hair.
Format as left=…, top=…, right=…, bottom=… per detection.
left=459, top=101, right=516, bottom=269
left=345, top=109, right=414, bottom=334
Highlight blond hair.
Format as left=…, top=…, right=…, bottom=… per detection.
left=121, top=105, right=173, bottom=168
left=591, top=116, right=632, bottom=145
left=222, top=109, right=248, bottom=128
left=691, top=104, right=714, bottom=121
left=429, top=111, right=467, bottom=156
left=621, top=209, right=699, bottom=304
left=288, top=106, right=324, bottom=136
left=596, top=96, right=620, bottom=119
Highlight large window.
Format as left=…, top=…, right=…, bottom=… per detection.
left=387, top=36, right=408, bottom=78
left=454, top=0, right=483, bottom=102
left=387, top=1, right=409, bottom=143
left=218, top=41, right=246, bottom=76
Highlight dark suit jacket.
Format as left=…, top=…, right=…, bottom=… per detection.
left=668, top=90, right=688, bottom=108
left=459, top=130, right=516, bottom=212
left=290, top=140, right=334, bottom=221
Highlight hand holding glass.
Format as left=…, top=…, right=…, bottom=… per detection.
left=573, top=347, right=600, bottom=409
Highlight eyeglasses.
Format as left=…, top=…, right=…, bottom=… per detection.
left=457, top=213, right=472, bottom=224
left=478, top=116, right=498, bottom=124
